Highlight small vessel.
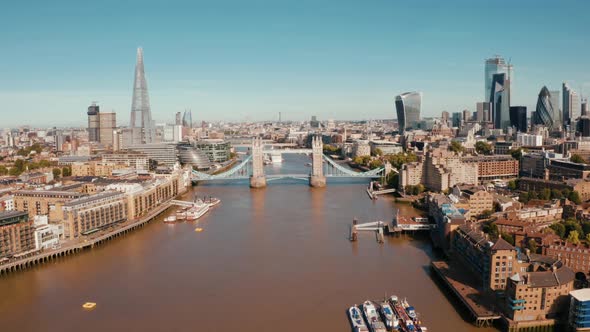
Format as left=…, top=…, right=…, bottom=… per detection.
left=362, top=301, right=387, bottom=332
left=82, top=302, right=96, bottom=309
left=185, top=200, right=210, bottom=221
left=270, top=152, right=282, bottom=164
left=401, top=299, right=417, bottom=320
left=163, top=216, right=177, bottom=224
left=206, top=197, right=221, bottom=208
left=175, top=208, right=187, bottom=220
left=390, top=296, right=415, bottom=332
left=305, top=162, right=312, bottom=167
left=194, top=228, right=203, bottom=232
left=379, top=301, right=399, bottom=330
left=348, top=306, right=369, bottom=332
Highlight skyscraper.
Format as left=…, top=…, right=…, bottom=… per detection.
left=182, top=110, right=193, bottom=128
left=563, top=83, right=580, bottom=128
left=477, top=102, right=492, bottom=123
left=87, top=103, right=100, bottom=142
left=550, top=89, right=562, bottom=129
left=582, top=98, right=588, bottom=117
left=485, top=56, right=513, bottom=103
left=509, top=106, right=527, bottom=132
left=395, top=92, right=422, bottom=134
left=532, top=86, right=559, bottom=131
left=489, top=73, right=511, bottom=130
left=129, top=47, right=155, bottom=145
left=98, top=112, right=116, bottom=146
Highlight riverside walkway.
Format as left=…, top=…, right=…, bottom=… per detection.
left=0, top=201, right=172, bottom=277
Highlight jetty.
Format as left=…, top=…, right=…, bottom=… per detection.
left=431, top=261, right=501, bottom=328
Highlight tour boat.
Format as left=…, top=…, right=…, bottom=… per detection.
left=379, top=301, right=399, bottom=330
left=348, top=306, right=369, bottom=332
left=163, top=216, right=177, bottom=224
left=362, top=301, right=387, bottom=332
left=185, top=200, right=210, bottom=221
left=401, top=299, right=417, bottom=320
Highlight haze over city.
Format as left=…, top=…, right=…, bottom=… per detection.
left=1, top=0, right=590, bottom=127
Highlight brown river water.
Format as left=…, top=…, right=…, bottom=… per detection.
left=0, top=154, right=497, bottom=332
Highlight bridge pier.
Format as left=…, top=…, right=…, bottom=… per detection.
left=309, top=136, right=326, bottom=187
left=309, top=175, right=326, bottom=188
left=250, top=137, right=267, bottom=188
left=249, top=176, right=267, bottom=188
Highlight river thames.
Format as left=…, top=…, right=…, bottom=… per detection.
left=0, top=154, right=496, bottom=331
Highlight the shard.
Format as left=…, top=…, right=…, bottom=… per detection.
left=129, top=47, right=155, bottom=144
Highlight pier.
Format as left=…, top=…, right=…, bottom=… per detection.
left=431, top=261, right=501, bottom=328
left=366, top=182, right=396, bottom=200
left=0, top=201, right=172, bottom=277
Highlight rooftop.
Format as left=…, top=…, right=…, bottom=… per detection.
left=570, top=288, right=590, bottom=302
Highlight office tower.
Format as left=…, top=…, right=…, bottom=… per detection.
left=395, top=92, right=422, bottom=134
left=477, top=102, right=492, bottom=123
left=489, top=73, right=511, bottom=130
left=182, top=110, right=193, bottom=128
left=485, top=56, right=513, bottom=103
left=451, top=112, right=461, bottom=128
left=509, top=106, right=527, bottom=132
left=563, top=83, right=580, bottom=128
left=87, top=103, right=100, bottom=142
left=279, top=112, right=282, bottom=123
left=98, top=112, right=116, bottom=146
left=175, top=112, right=182, bottom=126
left=582, top=98, right=588, bottom=116
left=54, top=131, right=65, bottom=152
left=441, top=111, right=450, bottom=126
left=549, top=90, right=562, bottom=128
left=577, top=117, right=590, bottom=137
left=532, top=86, right=559, bottom=131
left=310, top=115, right=320, bottom=128
left=462, top=110, right=470, bottom=122
left=129, top=47, right=155, bottom=145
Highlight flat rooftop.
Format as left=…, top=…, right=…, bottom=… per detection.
left=570, top=288, right=590, bottom=302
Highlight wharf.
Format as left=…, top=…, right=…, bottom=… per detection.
left=431, top=261, right=501, bottom=328
left=0, top=201, right=173, bottom=277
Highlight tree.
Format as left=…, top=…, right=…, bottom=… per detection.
left=564, top=219, right=584, bottom=238
left=372, top=148, right=383, bottom=157
left=509, top=148, right=523, bottom=160
left=387, top=173, right=399, bottom=188
left=527, top=239, right=538, bottom=253
left=568, top=230, right=581, bottom=245
left=586, top=233, right=590, bottom=244
left=569, top=191, right=582, bottom=204
left=540, top=188, right=551, bottom=200
left=507, top=180, right=517, bottom=190
left=449, top=141, right=465, bottom=154
left=480, top=210, right=494, bottom=219
left=62, top=167, right=71, bottom=177
left=550, top=189, right=563, bottom=200
left=0, top=165, right=7, bottom=176
left=369, top=159, right=383, bottom=170
left=52, top=168, right=61, bottom=179
left=549, top=223, right=566, bottom=238
left=501, top=232, right=515, bottom=246
left=571, top=154, right=586, bottom=164
left=482, top=221, right=499, bottom=240
left=519, top=192, right=530, bottom=203
left=475, top=141, right=493, bottom=155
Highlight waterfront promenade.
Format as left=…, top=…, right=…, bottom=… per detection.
left=0, top=201, right=173, bottom=277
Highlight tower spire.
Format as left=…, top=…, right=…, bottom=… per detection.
left=130, top=47, right=155, bottom=144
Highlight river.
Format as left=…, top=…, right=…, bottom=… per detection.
left=0, top=154, right=496, bottom=331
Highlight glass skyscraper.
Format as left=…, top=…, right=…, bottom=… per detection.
left=563, top=82, right=580, bottom=129
left=533, top=86, right=559, bottom=131
left=395, top=92, right=422, bottom=134
left=485, top=56, right=512, bottom=131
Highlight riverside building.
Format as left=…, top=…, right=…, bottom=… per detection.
left=0, top=211, right=35, bottom=258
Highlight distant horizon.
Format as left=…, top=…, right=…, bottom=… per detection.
left=1, top=0, right=589, bottom=127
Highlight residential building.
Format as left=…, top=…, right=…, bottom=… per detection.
left=101, top=152, right=149, bottom=171
left=569, top=289, right=590, bottom=331
left=451, top=185, right=494, bottom=218
left=13, top=190, right=85, bottom=219
left=516, top=133, right=543, bottom=147
left=61, top=191, right=127, bottom=239
left=463, top=155, right=519, bottom=183
left=0, top=211, right=35, bottom=258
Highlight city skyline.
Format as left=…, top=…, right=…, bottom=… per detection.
left=1, top=0, right=590, bottom=127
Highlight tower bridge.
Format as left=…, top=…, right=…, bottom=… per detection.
left=191, top=137, right=386, bottom=188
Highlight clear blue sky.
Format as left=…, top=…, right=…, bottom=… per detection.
left=1, top=0, right=589, bottom=127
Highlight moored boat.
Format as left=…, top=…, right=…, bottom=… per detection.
left=401, top=299, right=417, bottom=320
left=348, top=306, right=369, bottom=332
left=362, top=301, right=387, bottom=332
left=185, top=200, right=210, bottom=221
left=175, top=208, right=187, bottom=220
left=390, top=297, right=415, bottom=332
left=206, top=197, right=221, bottom=208
left=163, top=216, right=177, bottom=224
left=379, top=301, right=399, bottom=330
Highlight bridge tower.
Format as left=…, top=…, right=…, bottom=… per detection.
left=249, top=137, right=267, bottom=188
left=309, top=136, right=326, bottom=187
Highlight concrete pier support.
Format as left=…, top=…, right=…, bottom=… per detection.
left=309, top=175, right=326, bottom=188
left=309, top=136, right=326, bottom=187
left=250, top=137, right=266, bottom=188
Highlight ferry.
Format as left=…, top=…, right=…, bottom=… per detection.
left=362, top=301, right=387, bottom=332
left=379, top=300, right=399, bottom=330
left=348, top=306, right=369, bottom=332
left=163, top=216, right=177, bottom=224
left=185, top=200, right=210, bottom=221
left=175, top=208, right=187, bottom=221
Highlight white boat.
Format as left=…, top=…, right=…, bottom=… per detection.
left=401, top=299, right=417, bottom=320
left=206, top=197, right=221, bottom=208
left=270, top=152, right=282, bottom=163
left=348, top=306, right=369, bottom=332
left=163, top=216, right=177, bottom=224
left=175, top=208, right=187, bottom=220
left=185, top=200, right=210, bottom=221
left=362, top=301, right=387, bottom=332
left=379, top=301, right=399, bottom=330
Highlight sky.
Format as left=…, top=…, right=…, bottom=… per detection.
left=1, top=0, right=589, bottom=127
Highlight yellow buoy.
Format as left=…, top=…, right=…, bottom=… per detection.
left=82, top=302, right=96, bottom=309
left=195, top=228, right=203, bottom=232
